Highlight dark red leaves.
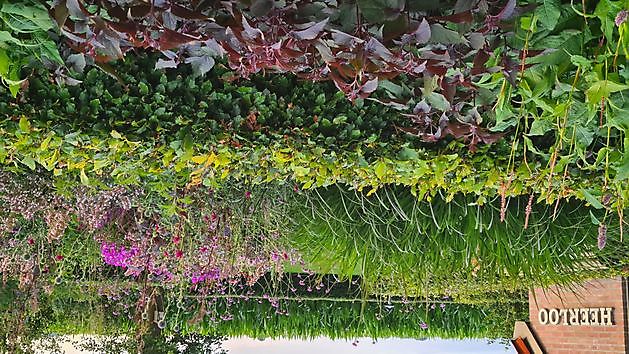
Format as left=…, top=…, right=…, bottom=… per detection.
left=446, top=122, right=503, bottom=152
left=471, top=50, right=490, bottom=75
left=484, top=0, right=518, bottom=32
left=171, top=4, right=211, bottom=20
left=49, top=0, right=521, bottom=150
left=495, top=0, right=517, bottom=20
left=291, top=19, right=329, bottom=40
left=50, top=0, right=69, bottom=27
left=401, top=18, right=431, bottom=44
left=158, top=29, right=199, bottom=51
left=399, top=115, right=503, bottom=152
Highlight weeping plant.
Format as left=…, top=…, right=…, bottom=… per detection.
left=289, top=186, right=628, bottom=299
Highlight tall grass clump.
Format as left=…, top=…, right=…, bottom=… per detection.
left=290, top=186, right=628, bottom=298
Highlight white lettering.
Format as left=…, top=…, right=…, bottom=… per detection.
left=559, top=309, right=568, bottom=325
left=600, top=307, right=613, bottom=326
left=539, top=309, right=549, bottom=325
left=549, top=309, right=560, bottom=325
left=580, top=308, right=590, bottom=325
left=589, top=308, right=600, bottom=326
left=569, top=308, right=579, bottom=325
left=538, top=307, right=614, bottom=326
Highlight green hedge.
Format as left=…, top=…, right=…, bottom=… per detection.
left=1, top=54, right=404, bottom=149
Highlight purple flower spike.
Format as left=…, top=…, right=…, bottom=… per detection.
left=598, top=224, right=607, bottom=250
left=616, top=10, right=628, bottom=26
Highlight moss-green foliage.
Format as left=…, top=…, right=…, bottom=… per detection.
left=290, top=187, right=629, bottom=299
left=1, top=54, right=400, bottom=148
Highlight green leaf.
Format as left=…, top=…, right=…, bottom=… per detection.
left=580, top=189, right=603, bottom=209
left=375, top=161, right=387, bottom=178
left=425, top=92, right=451, bottom=111
left=19, top=116, right=30, bottom=132
left=574, top=124, right=595, bottom=150
left=490, top=106, right=516, bottom=132
left=80, top=169, right=90, bottom=186
left=594, top=0, right=622, bottom=44
left=293, top=166, right=311, bottom=177
left=0, top=48, right=8, bottom=76
left=0, top=2, right=55, bottom=33
left=379, top=80, right=404, bottom=97
left=589, top=210, right=600, bottom=225
left=36, top=36, right=64, bottom=65
left=397, top=147, right=419, bottom=160
left=21, top=156, right=35, bottom=170
left=0, top=30, right=24, bottom=46
left=429, top=24, right=466, bottom=44
left=615, top=157, right=629, bottom=181
left=182, top=133, right=193, bottom=152
left=528, top=118, right=554, bottom=136
left=569, top=54, right=591, bottom=70
left=528, top=30, right=585, bottom=66
left=535, top=0, right=561, bottom=30
left=110, top=130, right=123, bottom=139
left=357, top=0, right=405, bottom=23
left=93, top=159, right=110, bottom=171
left=585, top=80, right=629, bottom=105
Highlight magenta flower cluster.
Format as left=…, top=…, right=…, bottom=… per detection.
left=100, top=242, right=138, bottom=268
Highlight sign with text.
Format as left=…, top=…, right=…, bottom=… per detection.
left=537, top=307, right=613, bottom=326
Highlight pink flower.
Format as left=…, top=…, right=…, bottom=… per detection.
left=100, top=242, right=137, bottom=268
left=55, top=254, right=63, bottom=261
left=175, top=250, right=183, bottom=258
left=616, top=10, right=628, bottom=26
left=173, top=235, right=181, bottom=245
left=27, top=238, right=34, bottom=245
left=420, top=322, right=428, bottom=330
left=245, top=191, right=251, bottom=199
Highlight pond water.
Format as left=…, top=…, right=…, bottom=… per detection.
left=223, top=337, right=516, bottom=354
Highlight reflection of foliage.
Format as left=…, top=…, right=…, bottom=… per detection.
left=149, top=296, right=527, bottom=340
